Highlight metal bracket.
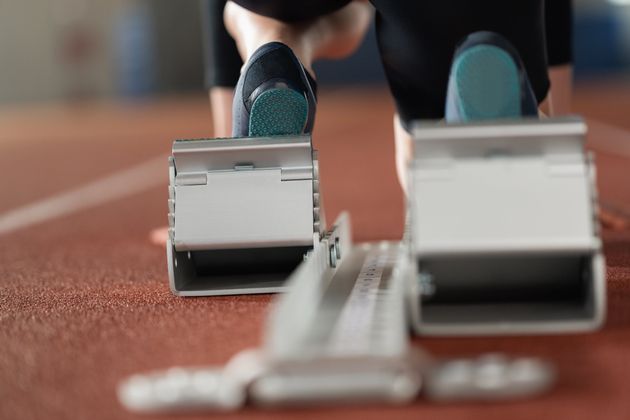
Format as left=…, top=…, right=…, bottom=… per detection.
left=254, top=214, right=423, bottom=405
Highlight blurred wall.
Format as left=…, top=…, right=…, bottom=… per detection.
left=0, top=0, right=117, bottom=103
left=150, top=1, right=204, bottom=93
left=0, top=0, right=628, bottom=105
left=0, top=0, right=203, bottom=104
left=574, top=0, right=630, bottom=77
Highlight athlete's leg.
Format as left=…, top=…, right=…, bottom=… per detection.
left=224, top=1, right=372, bottom=137
left=370, top=1, right=548, bottom=193
left=540, top=0, right=573, bottom=116
left=208, top=87, right=233, bottom=137
left=201, top=0, right=243, bottom=137
left=224, top=1, right=372, bottom=78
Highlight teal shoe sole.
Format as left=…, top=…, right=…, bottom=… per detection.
left=249, top=88, right=308, bottom=137
left=452, top=45, right=521, bottom=121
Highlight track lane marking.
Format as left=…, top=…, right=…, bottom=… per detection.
left=0, top=155, right=167, bottom=236
left=1, top=120, right=628, bottom=237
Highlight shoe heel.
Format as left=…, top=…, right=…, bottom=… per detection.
left=451, top=45, right=521, bottom=121
left=248, top=88, right=308, bottom=136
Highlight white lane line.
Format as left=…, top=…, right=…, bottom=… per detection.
left=0, top=155, right=168, bottom=236
left=1, top=121, right=626, bottom=237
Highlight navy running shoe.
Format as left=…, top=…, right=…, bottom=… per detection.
left=445, top=31, right=538, bottom=123
left=232, top=42, right=317, bottom=137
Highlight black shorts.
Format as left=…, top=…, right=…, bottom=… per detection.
left=202, top=0, right=573, bottom=124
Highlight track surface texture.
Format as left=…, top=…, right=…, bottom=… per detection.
left=1, top=83, right=630, bottom=420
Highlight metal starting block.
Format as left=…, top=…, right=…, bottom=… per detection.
left=252, top=214, right=424, bottom=405
left=121, top=117, right=606, bottom=413
left=406, top=117, right=605, bottom=334
left=167, top=135, right=323, bottom=296
left=166, top=117, right=605, bottom=331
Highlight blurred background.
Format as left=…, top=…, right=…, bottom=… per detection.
left=1, top=3, right=630, bottom=419
left=1, top=0, right=629, bottom=104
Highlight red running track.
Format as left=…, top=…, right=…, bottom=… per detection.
left=1, top=85, right=629, bottom=420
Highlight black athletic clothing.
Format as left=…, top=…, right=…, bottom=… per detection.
left=201, top=0, right=242, bottom=88
left=545, top=0, right=573, bottom=66
left=226, top=0, right=353, bottom=23
left=201, top=0, right=573, bottom=123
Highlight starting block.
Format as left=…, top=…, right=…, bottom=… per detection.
left=405, top=117, right=605, bottom=334
left=166, top=117, right=605, bottom=334
left=167, top=135, right=323, bottom=296
left=126, top=116, right=605, bottom=412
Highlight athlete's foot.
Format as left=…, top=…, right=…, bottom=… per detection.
left=150, top=44, right=317, bottom=248
left=599, top=207, right=629, bottom=231
left=150, top=226, right=169, bottom=247
left=445, top=31, right=538, bottom=123
left=396, top=32, right=540, bottom=195
left=232, top=42, right=317, bottom=137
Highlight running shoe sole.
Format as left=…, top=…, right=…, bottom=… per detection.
left=248, top=88, right=309, bottom=137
